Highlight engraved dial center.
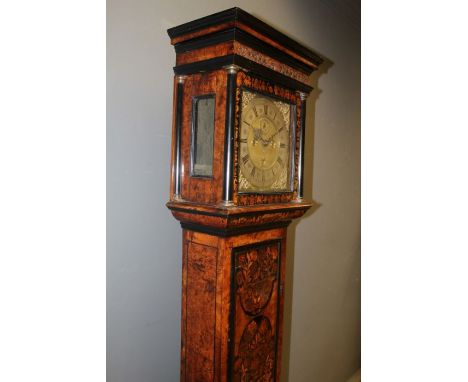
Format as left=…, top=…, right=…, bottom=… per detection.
left=248, top=116, right=280, bottom=170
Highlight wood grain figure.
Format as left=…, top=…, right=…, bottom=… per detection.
left=166, top=7, right=323, bottom=381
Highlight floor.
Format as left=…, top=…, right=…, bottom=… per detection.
left=347, top=369, right=361, bottom=382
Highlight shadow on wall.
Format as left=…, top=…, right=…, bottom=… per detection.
left=280, top=54, right=334, bottom=382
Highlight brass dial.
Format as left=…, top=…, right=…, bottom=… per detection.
left=239, top=95, right=291, bottom=191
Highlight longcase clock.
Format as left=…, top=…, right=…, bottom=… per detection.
left=166, top=7, right=323, bottom=381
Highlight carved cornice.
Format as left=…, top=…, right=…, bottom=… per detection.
left=168, top=7, right=323, bottom=70
left=234, top=42, right=310, bottom=84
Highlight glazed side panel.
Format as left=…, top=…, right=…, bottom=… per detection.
left=180, top=70, right=227, bottom=204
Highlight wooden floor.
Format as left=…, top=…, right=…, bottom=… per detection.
left=347, top=369, right=361, bottom=382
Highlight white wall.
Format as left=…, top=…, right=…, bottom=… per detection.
left=107, top=0, right=360, bottom=381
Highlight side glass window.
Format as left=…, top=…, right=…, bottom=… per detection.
left=191, top=95, right=215, bottom=177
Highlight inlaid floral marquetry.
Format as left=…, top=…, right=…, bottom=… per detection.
left=235, top=242, right=279, bottom=316
left=231, top=241, right=280, bottom=382
left=233, top=316, right=276, bottom=382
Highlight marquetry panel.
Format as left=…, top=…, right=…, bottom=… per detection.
left=229, top=241, right=282, bottom=381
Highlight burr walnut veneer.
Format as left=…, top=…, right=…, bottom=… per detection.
left=166, top=8, right=322, bottom=381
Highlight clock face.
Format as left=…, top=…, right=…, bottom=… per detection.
left=238, top=90, right=293, bottom=193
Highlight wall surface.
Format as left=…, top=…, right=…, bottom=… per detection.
left=107, top=0, right=360, bottom=381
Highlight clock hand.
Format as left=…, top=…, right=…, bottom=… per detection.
left=253, top=128, right=270, bottom=146
left=253, top=128, right=262, bottom=141
left=269, top=129, right=282, bottom=140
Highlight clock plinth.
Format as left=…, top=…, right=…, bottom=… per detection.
left=166, top=7, right=322, bottom=381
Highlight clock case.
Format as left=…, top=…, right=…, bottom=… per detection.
left=166, top=7, right=322, bottom=382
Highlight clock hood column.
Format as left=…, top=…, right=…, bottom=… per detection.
left=222, top=64, right=240, bottom=205
left=297, top=91, right=308, bottom=201
left=173, top=75, right=187, bottom=200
